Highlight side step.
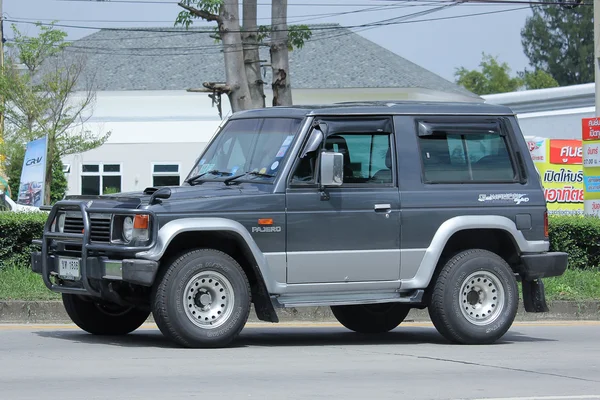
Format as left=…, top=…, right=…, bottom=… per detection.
left=273, top=289, right=425, bottom=308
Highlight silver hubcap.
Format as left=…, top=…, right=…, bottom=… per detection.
left=183, top=271, right=235, bottom=329
left=459, top=271, right=505, bottom=326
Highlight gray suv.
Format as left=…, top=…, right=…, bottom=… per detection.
left=30, top=101, right=568, bottom=348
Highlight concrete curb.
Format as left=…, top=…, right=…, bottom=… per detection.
left=1, top=300, right=599, bottom=324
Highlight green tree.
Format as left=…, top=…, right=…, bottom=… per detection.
left=519, top=69, right=559, bottom=90
left=521, top=3, right=593, bottom=86
left=455, top=53, right=561, bottom=95
left=0, top=22, right=110, bottom=205
left=455, top=53, right=523, bottom=95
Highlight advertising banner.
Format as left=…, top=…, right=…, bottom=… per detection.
left=582, top=117, right=600, bottom=216
left=17, top=136, right=47, bottom=207
left=526, top=136, right=584, bottom=216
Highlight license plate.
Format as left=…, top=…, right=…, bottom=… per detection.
left=58, top=257, right=81, bottom=280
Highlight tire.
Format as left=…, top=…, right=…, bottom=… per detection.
left=428, top=249, right=519, bottom=345
left=331, top=303, right=411, bottom=334
left=152, top=249, right=251, bottom=348
left=62, top=294, right=150, bottom=335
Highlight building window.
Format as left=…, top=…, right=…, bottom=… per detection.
left=152, top=163, right=180, bottom=187
left=81, top=163, right=122, bottom=195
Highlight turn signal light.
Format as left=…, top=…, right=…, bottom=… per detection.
left=544, top=210, right=549, bottom=238
left=134, top=214, right=149, bottom=229
left=258, top=218, right=273, bottom=226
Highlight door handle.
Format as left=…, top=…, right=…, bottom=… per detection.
left=374, top=204, right=391, bottom=212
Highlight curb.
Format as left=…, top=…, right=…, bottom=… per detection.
left=1, top=300, right=599, bottom=324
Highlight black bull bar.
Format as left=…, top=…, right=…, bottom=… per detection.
left=34, top=200, right=158, bottom=297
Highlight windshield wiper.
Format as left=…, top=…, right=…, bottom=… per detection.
left=224, top=171, right=275, bottom=185
left=186, top=170, right=231, bottom=186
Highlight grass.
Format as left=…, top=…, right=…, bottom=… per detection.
left=542, top=268, right=600, bottom=301
left=0, top=265, right=598, bottom=302
left=0, top=266, right=60, bottom=301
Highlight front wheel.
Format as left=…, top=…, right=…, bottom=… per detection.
left=428, top=249, right=519, bottom=344
left=62, top=294, right=150, bottom=335
left=152, top=249, right=251, bottom=348
left=331, top=303, right=411, bottom=334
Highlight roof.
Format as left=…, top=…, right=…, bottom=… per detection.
left=61, top=24, right=477, bottom=98
left=228, top=100, right=515, bottom=119
left=482, top=83, right=594, bottom=114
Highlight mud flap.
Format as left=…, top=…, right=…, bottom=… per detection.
left=522, top=279, right=549, bottom=313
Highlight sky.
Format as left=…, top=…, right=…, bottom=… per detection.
left=2, top=0, right=535, bottom=83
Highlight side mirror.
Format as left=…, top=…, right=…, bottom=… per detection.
left=320, top=151, right=344, bottom=187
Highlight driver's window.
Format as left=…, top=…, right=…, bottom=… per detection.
left=291, top=149, right=318, bottom=184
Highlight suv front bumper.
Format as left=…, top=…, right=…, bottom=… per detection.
left=31, top=252, right=158, bottom=289
left=31, top=200, right=158, bottom=297
left=519, top=252, right=568, bottom=280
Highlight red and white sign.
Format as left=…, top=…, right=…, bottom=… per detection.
left=583, top=142, right=600, bottom=167
left=549, top=139, right=582, bottom=165
left=526, top=137, right=546, bottom=163
left=584, top=199, right=600, bottom=216
left=582, top=117, right=600, bottom=141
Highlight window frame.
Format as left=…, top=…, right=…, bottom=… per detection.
left=287, top=116, right=397, bottom=189
left=415, top=116, right=525, bottom=185
left=151, top=162, right=181, bottom=187
left=80, top=162, right=123, bottom=195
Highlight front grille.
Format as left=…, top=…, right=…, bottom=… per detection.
left=64, top=215, right=111, bottom=242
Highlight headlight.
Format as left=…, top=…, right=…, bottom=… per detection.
left=123, top=216, right=134, bottom=242
left=57, top=213, right=66, bottom=233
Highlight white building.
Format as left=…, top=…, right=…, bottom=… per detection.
left=482, top=83, right=595, bottom=140
left=58, top=24, right=480, bottom=196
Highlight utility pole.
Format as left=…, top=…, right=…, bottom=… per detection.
left=595, top=0, right=599, bottom=116
left=0, top=0, right=5, bottom=182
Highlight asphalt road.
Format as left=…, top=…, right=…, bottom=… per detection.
left=1, top=321, right=600, bottom=400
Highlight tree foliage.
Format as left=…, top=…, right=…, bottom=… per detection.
left=0, top=22, right=110, bottom=204
left=455, top=53, right=523, bottom=95
left=519, top=68, right=560, bottom=90
left=521, top=3, right=593, bottom=86
left=455, top=53, right=559, bottom=95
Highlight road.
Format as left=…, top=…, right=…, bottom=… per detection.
left=1, top=321, right=599, bottom=400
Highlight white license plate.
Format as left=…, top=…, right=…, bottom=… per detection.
left=58, top=257, right=81, bottom=280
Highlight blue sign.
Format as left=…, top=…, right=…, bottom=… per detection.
left=17, top=137, right=47, bottom=207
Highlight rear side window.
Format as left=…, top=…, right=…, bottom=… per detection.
left=418, top=122, right=517, bottom=183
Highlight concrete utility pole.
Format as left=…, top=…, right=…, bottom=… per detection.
left=595, top=0, right=600, bottom=116
left=0, top=0, right=5, bottom=179
left=0, top=0, right=4, bottom=137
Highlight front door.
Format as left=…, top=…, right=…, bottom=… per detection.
left=285, top=117, right=401, bottom=284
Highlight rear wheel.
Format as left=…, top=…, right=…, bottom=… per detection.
left=152, top=249, right=251, bottom=348
left=331, top=303, right=411, bottom=334
left=62, top=294, right=150, bottom=335
left=428, top=249, right=519, bottom=344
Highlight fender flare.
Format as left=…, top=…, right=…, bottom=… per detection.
left=400, top=215, right=549, bottom=290
left=135, top=218, right=280, bottom=322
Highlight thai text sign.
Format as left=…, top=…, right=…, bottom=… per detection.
left=582, top=118, right=600, bottom=216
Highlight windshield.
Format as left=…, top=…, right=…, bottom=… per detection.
left=187, top=117, right=303, bottom=183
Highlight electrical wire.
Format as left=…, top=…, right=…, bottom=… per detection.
left=2, top=2, right=535, bottom=34
left=3, top=4, right=531, bottom=57
left=48, top=0, right=593, bottom=6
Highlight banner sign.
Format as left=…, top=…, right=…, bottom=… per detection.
left=526, top=136, right=584, bottom=216
left=582, top=117, right=600, bottom=216
left=17, top=137, right=47, bottom=207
